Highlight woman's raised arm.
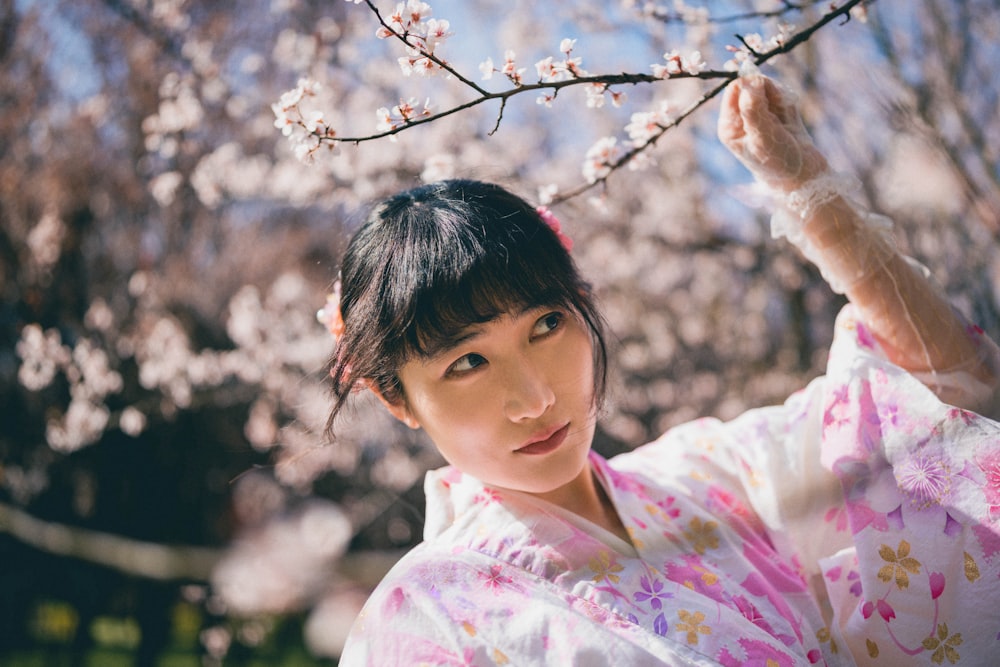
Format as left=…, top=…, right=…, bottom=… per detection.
left=718, top=70, right=999, bottom=416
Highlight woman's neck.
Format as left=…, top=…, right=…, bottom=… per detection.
left=530, top=465, right=632, bottom=545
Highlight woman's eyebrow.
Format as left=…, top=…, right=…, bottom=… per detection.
left=420, top=324, right=487, bottom=360
left=419, top=305, right=549, bottom=359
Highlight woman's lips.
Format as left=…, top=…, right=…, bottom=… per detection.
left=516, top=423, right=570, bottom=455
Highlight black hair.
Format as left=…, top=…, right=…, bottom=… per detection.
left=326, top=179, right=608, bottom=433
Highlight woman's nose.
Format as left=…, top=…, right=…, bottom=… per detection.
left=503, top=361, right=556, bottom=422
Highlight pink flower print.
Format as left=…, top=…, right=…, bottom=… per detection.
left=947, top=406, right=976, bottom=426
left=881, top=402, right=901, bottom=428
left=929, top=571, right=945, bottom=600
left=655, top=496, right=681, bottom=520
left=731, top=596, right=793, bottom=645
left=823, top=384, right=852, bottom=430
left=856, top=319, right=877, bottom=349
left=665, top=555, right=727, bottom=604
left=474, top=488, right=504, bottom=505
left=719, top=638, right=797, bottom=667
left=740, top=541, right=808, bottom=595
left=480, top=564, right=513, bottom=594
left=860, top=598, right=896, bottom=622
left=877, top=599, right=896, bottom=622
left=705, top=485, right=750, bottom=522
left=824, top=505, right=850, bottom=532
left=971, top=523, right=1000, bottom=562
left=847, top=569, right=862, bottom=598
left=633, top=576, right=672, bottom=611
left=975, top=449, right=1000, bottom=518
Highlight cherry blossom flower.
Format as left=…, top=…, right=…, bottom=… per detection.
left=27, top=210, right=65, bottom=269
left=424, top=18, right=451, bottom=47
left=585, top=83, right=609, bottom=108
left=501, top=50, right=525, bottom=86
left=537, top=183, right=558, bottom=205
left=16, top=324, right=68, bottom=391
left=375, top=97, right=432, bottom=131
left=271, top=78, right=337, bottom=162
left=652, top=49, right=707, bottom=78
left=582, top=136, right=623, bottom=183
left=535, top=56, right=556, bottom=81
left=119, top=406, right=148, bottom=437
left=536, top=92, right=555, bottom=107
left=375, top=1, right=451, bottom=76
left=479, top=56, right=494, bottom=80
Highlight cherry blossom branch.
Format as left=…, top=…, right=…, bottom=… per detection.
left=553, top=0, right=871, bottom=202
left=359, top=0, right=490, bottom=96
left=275, top=0, right=874, bottom=197
left=645, top=0, right=829, bottom=25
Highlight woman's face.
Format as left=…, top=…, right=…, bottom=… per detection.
left=384, top=306, right=598, bottom=498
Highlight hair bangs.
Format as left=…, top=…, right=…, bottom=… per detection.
left=384, top=198, right=574, bottom=358
left=406, top=236, right=578, bottom=359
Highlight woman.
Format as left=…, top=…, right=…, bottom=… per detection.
left=327, top=71, right=1000, bottom=665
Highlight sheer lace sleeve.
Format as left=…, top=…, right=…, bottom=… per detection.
left=718, top=67, right=999, bottom=417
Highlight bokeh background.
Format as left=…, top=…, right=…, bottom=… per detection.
left=2, top=0, right=998, bottom=664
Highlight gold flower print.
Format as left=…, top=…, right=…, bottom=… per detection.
left=922, top=622, right=962, bottom=664
left=676, top=609, right=712, bottom=645
left=682, top=516, right=720, bottom=555
left=876, top=540, right=921, bottom=590
left=964, top=551, right=980, bottom=583
left=816, top=626, right=838, bottom=654
left=589, top=550, right=624, bottom=584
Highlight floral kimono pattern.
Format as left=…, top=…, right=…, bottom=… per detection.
left=340, top=306, right=1000, bottom=666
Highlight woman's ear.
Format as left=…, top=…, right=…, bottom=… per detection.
left=362, top=379, right=420, bottom=429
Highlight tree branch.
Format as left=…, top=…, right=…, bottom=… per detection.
left=291, top=0, right=874, bottom=200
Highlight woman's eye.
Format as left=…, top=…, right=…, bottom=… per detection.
left=447, top=353, right=487, bottom=375
left=533, top=311, right=564, bottom=337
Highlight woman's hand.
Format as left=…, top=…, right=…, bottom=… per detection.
left=718, top=72, right=829, bottom=193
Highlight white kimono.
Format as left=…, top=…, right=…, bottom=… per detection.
left=340, top=307, right=1000, bottom=665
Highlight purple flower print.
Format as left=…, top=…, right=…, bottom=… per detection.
left=633, top=576, right=672, bottom=611
left=653, top=612, right=669, bottom=636
left=897, top=453, right=954, bottom=510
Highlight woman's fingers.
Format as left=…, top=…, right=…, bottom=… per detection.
left=717, top=79, right=746, bottom=146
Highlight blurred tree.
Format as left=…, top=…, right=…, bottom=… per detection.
left=1, top=0, right=997, bottom=662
